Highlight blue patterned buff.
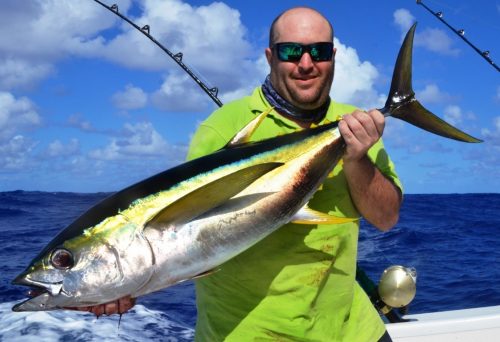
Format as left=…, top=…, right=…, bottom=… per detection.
left=261, top=74, right=330, bottom=124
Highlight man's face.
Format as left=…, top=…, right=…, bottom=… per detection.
left=266, top=11, right=335, bottom=110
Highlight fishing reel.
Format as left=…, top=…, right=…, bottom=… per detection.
left=377, top=266, right=417, bottom=313
left=374, top=265, right=417, bottom=322
left=356, top=265, right=417, bottom=323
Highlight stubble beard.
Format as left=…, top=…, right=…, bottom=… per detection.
left=287, top=77, right=332, bottom=110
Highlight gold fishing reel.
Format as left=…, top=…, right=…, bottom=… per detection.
left=377, top=265, right=417, bottom=314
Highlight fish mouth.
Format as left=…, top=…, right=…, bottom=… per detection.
left=12, top=291, right=53, bottom=312
left=12, top=274, right=63, bottom=296
left=11, top=274, right=63, bottom=312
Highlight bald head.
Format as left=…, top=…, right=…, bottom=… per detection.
left=269, top=7, right=333, bottom=47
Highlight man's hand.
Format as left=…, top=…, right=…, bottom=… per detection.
left=65, top=295, right=136, bottom=317
left=338, top=109, right=385, bottom=162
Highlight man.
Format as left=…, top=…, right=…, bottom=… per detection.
left=76, top=6, right=401, bottom=341
left=186, top=6, right=402, bottom=341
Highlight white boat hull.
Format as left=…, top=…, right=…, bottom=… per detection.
left=386, top=305, right=500, bottom=341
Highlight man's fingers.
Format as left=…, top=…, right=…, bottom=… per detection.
left=346, top=112, right=364, bottom=132
left=341, top=110, right=384, bottom=143
left=104, top=300, right=119, bottom=316
left=367, top=109, right=385, bottom=136
left=351, top=110, right=380, bottom=140
left=338, top=119, right=354, bottom=143
left=339, top=109, right=386, bottom=162
left=63, top=296, right=135, bottom=317
left=103, top=296, right=136, bottom=315
left=340, top=111, right=369, bottom=144
left=90, top=304, right=105, bottom=317
left=118, top=296, right=136, bottom=314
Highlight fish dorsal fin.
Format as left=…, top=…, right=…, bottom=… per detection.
left=290, top=205, right=359, bottom=225
left=225, top=107, right=273, bottom=148
left=145, top=162, right=283, bottom=230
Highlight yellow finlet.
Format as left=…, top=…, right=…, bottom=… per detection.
left=191, top=268, right=219, bottom=279
left=291, top=205, right=359, bottom=225
left=225, top=107, right=274, bottom=147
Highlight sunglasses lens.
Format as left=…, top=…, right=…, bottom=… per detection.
left=310, top=43, right=333, bottom=61
left=275, top=43, right=333, bottom=62
left=277, top=43, right=303, bottom=61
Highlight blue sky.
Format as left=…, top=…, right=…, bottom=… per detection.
left=0, top=0, right=499, bottom=194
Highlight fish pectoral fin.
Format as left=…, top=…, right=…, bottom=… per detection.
left=224, top=107, right=273, bottom=148
left=191, top=268, right=219, bottom=279
left=145, top=162, right=283, bottom=230
left=290, top=206, right=359, bottom=225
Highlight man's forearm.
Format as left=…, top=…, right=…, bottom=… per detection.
left=343, top=155, right=402, bottom=231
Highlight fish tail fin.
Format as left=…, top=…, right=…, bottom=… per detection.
left=380, top=23, right=482, bottom=143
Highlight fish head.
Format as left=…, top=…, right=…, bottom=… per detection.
left=12, top=239, right=120, bottom=311
left=12, top=217, right=153, bottom=311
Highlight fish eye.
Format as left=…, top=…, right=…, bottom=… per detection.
left=50, top=248, right=74, bottom=270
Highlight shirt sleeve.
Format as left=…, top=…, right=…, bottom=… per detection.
left=367, top=138, right=404, bottom=195
left=186, top=123, right=228, bottom=161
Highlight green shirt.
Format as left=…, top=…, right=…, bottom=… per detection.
left=187, top=87, right=403, bottom=341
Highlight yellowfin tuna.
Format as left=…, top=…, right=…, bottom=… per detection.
left=12, top=24, right=480, bottom=312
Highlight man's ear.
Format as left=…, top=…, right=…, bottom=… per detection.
left=265, top=47, right=273, bottom=66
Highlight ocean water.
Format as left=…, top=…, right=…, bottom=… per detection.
left=0, top=191, right=499, bottom=341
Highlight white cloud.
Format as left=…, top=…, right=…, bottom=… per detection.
left=123, top=0, right=265, bottom=107
left=221, top=54, right=270, bottom=104
left=393, top=9, right=459, bottom=56
left=0, top=91, right=41, bottom=141
left=0, top=59, right=54, bottom=90
left=0, top=135, right=36, bottom=170
left=444, top=105, right=463, bottom=126
left=393, top=8, right=415, bottom=31
left=151, top=73, right=213, bottom=112
left=493, top=116, right=500, bottom=131
left=416, top=28, right=460, bottom=56
left=67, top=114, right=97, bottom=133
left=0, top=0, right=131, bottom=89
left=97, top=0, right=253, bottom=84
left=443, top=105, right=476, bottom=128
left=330, top=38, right=385, bottom=109
left=417, top=84, right=453, bottom=104
left=89, top=122, right=169, bottom=160
left=47, top=139, right=80, bottom=157
left=0, top=0, right=264, bottom=110
left=482, top=116, right=500, bottom=145
left=112, top=84, right=148, bottom=110
left=0, top=0, right=130, bottom=58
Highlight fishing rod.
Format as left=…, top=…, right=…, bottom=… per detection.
left=93, top=0, right=224, bottom=107
left=416, top=0, right=499, bottom=72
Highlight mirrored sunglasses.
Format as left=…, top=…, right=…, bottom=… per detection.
left=274, top=42, right=334, bottom=62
